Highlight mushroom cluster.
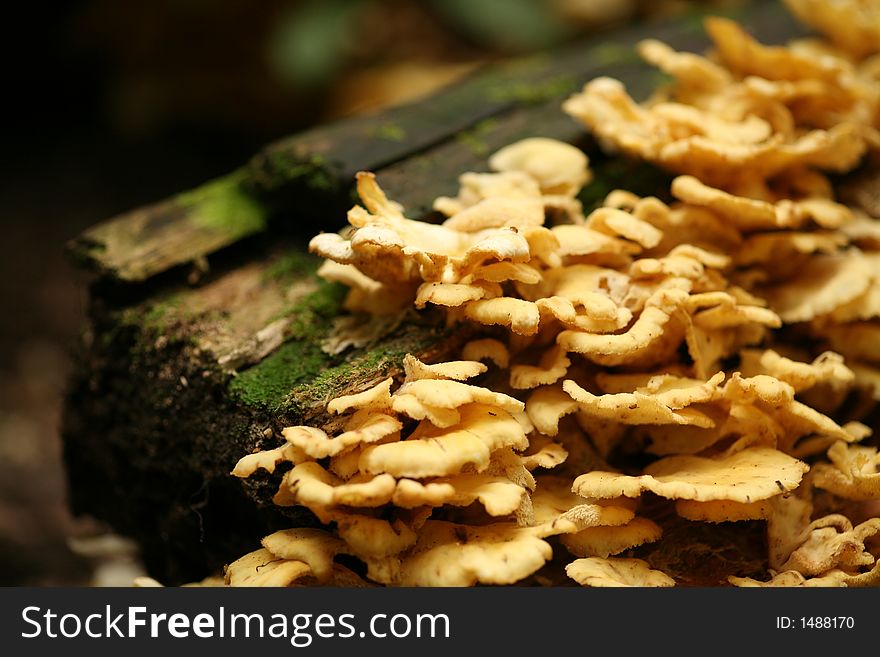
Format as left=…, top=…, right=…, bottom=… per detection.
left=222, top=4, right=880, bottom=587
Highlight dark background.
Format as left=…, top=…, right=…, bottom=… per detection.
left=0, top=0, right=732, bottom=585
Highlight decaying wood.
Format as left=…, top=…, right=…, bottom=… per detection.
left=70, top=171, right=267, bottom=283
left=64, top=245, right=471, bottom=581
left=63, top=2, right=806, bottom=583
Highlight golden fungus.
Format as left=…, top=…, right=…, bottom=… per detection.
left=219, top=4, right=880, bottom=590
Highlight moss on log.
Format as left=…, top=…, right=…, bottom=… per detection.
left=64, top=244, right=469, bottom=581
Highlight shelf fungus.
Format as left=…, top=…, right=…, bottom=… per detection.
left=212, top=4, right=880, bottom=589
left=566, top=557, right=675, bottom=587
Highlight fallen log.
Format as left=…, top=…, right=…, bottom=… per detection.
left=62, top=2, right=805, bottom=584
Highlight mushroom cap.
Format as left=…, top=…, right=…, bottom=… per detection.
left=566, top=557, right=675, bottom=587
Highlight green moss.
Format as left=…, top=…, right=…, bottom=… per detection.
left=578, top=158, right=673, bottom=210
left=228, top=280, right=347, bottom=409
left=262, top=249, right=321, bottom=285
left=368, top=123, right=407, bottom=142
left=114, top=299, right=201, bottom=362
left=142, top=295, right=183, bottom=328
left=228, top=339, right=330, bottom=411
left=590, top=42, right=642, bottom=67
left=487, top=74, right=576, bottom=105
left=260, top=151, right=337, bottom=192
left=178, top=170, right=268, bottom=236
left=117, top=290, right=186, bottom=334
left=292, top=324, right=446, bottom=413
left=229, top=279, right=448, bottom=415
left=286, top=282, right=348, bottom=340
left=501, top=52, right=551, bottom=75
left=455, top=118, right=499, bottom=156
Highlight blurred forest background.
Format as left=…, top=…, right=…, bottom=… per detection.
left=0, top=0, right=739, bottom=585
